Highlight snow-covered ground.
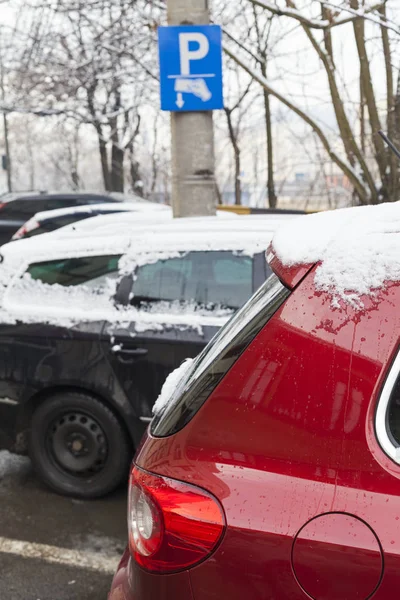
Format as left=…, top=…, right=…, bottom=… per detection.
left=0, top=450, right=30, bottom=481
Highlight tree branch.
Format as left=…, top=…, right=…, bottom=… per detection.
left=321, top=1, right=400, bottom=35
left=249, top=0, right=385, bottom=30
left=223, top=42, right=369, bottom=203
left=285, top=0, right=377, bottom=200
left=350, top=0, right=386, bottom=181
left=221, top=25, right=265, bottom=65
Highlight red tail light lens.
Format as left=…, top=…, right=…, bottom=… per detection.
left=128, top=466, right=225, bottom=573
left=130, top=484, right=162, bottom=557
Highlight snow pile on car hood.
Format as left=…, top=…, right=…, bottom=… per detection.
left=152, top=358, right=194, bottom=416
left=271, top=201, right=400, bottom=308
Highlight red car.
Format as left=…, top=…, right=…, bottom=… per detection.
left=109, top=204, right=400, bottom=599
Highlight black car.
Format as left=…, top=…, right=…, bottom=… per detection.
left=0, top=191, right=121, bottom=245
left=0, top=215, right=292, bottom=498
left=11, top=201, right=169, bottom=240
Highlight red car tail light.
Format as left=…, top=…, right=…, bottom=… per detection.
left=128, top=466, right=225, bottom=573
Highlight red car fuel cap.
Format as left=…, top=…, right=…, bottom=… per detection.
left=292, top=513, right=383, bottom=600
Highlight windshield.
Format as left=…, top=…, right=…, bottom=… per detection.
left=152, top=273, right=290, bottom=437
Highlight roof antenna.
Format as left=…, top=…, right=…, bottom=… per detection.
left=378, top=130, right=400, bottom=160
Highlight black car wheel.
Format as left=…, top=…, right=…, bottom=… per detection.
left=29, top=391, right=132, bottom=498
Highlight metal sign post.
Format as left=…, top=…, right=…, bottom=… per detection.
left=158, top=0, right=223, bottom=218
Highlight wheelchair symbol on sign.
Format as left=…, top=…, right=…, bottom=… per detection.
left=168, top=33, right=215, bottom=109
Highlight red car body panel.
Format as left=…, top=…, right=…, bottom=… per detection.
left=109, top=265, right=400, bottom=600
left=109, top=548, right=194, bottom=600
left=266, top=243, right=312, bottom=289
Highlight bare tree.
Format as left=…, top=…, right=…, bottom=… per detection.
left=5, top=0, right=400, bottom=209
left=251, top=6, right=277, bottom=207
left=223, top=64, right=253, bottom=205
left=224, top=0, right=400, bottom=205
left=10, top=0, right=159, bottom=192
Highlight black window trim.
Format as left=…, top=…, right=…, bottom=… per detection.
left=375, top=347, right=400, bottom=464
left=151, top=275, right=290, bottom=438
left=253, top=250, right=269, bottom=291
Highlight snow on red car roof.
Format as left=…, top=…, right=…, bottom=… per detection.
left=269, top=202, right=400, bottom=309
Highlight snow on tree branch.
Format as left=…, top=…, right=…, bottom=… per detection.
left=249, top=0, right=385, bottom=30
left=321, top=1, right=400, bottom=35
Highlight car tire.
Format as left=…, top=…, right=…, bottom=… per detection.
left=28, top=391, right=132, bottom=499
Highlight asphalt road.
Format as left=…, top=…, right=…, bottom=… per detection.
left=0, top=450, right=128, bottom=600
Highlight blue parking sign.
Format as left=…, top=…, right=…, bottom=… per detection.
left=158, top=25, right=224, bottom=112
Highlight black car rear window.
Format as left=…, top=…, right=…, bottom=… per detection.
left=151, top=273, right=290, bottom=437
left=131, top=251, right=254, bottom=311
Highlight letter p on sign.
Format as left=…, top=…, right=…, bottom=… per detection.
left=179, top=33, right=209, bottom=76
left=158, top=25, right=223, bottom=111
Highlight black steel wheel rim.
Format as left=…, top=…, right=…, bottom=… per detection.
left=46, top=410, right=108, bottom=477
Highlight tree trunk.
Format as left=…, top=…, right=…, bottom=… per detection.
left=380, top=4, right=398, bottom=201
left=108, top=111, right=124, bottom=193
left=69, top=125, right=80, bottom=190
left=351, top=0, right=387, bottom=190
left=393, top=70, right=400, bottom=204
left=126, top=114, right=143, bottom=195
left=395, top=71, right=400, bottom=154
left=111, top=143, right=124, bottom=192
left=225, top=107, right=242, bottom=206
left=224, top=43, right=369, bottom=204
left=360, top=77, right=366, bottom=154
left=215, top=181, right=223, bottom=205
left=96, top=128, right=111, bottom=191
left=261, top=61, right=277, bottom=209
left=294, top=0, right=377, bottom=203
left=87, top=85, right=111, bottom=191
left=128, top=144, right=143, bottom=197
left=150, top=116, right=159, bottom=195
